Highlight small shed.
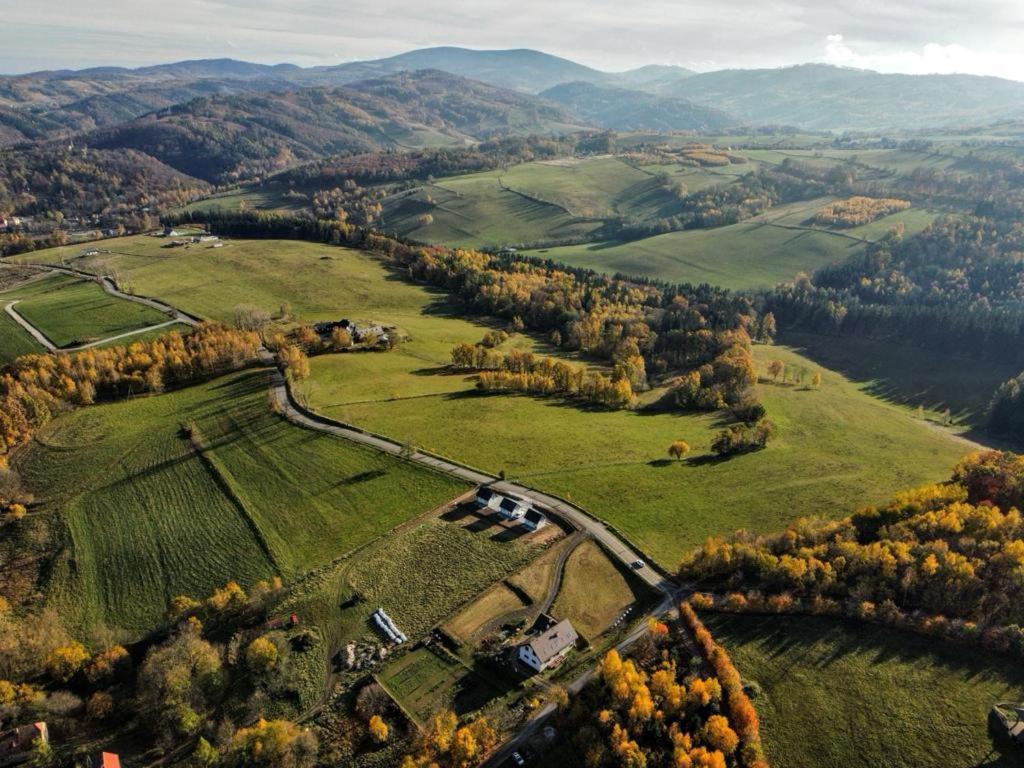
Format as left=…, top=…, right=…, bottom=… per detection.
left=0, top=722, right=48, bottom=767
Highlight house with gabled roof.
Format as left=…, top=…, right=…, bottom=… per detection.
left=517, top=615, right=578, bottom=672
left=497, top=496, right=530, bottom=521
left=522, top=507, right=547, bottom=531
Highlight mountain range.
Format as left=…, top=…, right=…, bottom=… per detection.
left=5, top=47, right=1024, bottom=135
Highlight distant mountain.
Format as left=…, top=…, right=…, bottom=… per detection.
left=541, top=81, right=733, bottom=132
left=85, top=71, right=589, bottom=183
left=608, top=64, right=696, bottom=92
left=668, top=64, right=1024, bottom=131
left=318, top=47, right=610, bottom=93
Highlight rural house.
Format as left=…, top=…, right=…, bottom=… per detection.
left=476, top=487, right=501, bottom=510
left=498, top=496, right=530, bottom=521
left=0, top=722, right=48, bottom=767
left=517, top=615, right=578, bottom=672
left=522, top=507, right=547, bottom=531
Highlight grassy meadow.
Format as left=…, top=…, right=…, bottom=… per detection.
left=309, top=339, right=970, bottom=567
left=16, top=368, right=466, bottom=637
left=523, top=199, right=935, bottom=290
left=550, top=540, right=647, bottom=640
left=0, top=309, right=43, bottom=362
left=706, top=612, right=1024, bottom=768
left=14, top=237, right=973, bottom=570
left=0, top=271, right=169, bottom=347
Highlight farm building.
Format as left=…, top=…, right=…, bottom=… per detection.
left=992, top=702, right=1024, bottom=744
left=0, top=722, right=48, bottom=767
left=517, top=615, right=578, bottom=673
left=476, top=487, right=501, bottom=510
left=522, top=507, right=547, bottom=531
left=498, top=496, right=530, bottom=521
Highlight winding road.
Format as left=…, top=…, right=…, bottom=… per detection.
left=1, top=262, right=200, bottom=352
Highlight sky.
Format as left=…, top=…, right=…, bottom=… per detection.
left=3, top=0, right=1024, bottom=80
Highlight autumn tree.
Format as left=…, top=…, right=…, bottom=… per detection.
left=368, top=714, right=389, bottom=744
left=668, top=441, right=690, bottom=461
left=245, top=636, right=279, bottom=674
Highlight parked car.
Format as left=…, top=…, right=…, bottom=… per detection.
left=511, top=751, right=526, bottom=766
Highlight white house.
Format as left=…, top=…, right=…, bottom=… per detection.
left=476, top=487, right=501, bottom=510
left=517, top=616, right=578, bottom=673
left=522, top=507, right=547, bottom=532
left=497, top=496, right=530, bottom=521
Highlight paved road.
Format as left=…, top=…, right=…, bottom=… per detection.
left=4, top=300, right=57, bottom=351
left=2, top=262, right=201, bottom=327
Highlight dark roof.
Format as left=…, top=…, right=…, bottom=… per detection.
left=524, top=508, right=545, bottom=524
left=499, top=497, right=523, bottom=513
left=526, top=618, right=578, bottom=663
left=477, top=488, right=496, bottom=500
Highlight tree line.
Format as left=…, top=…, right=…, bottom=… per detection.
left=680, top=451, right=1024, bottom=652
left=0, top=323, right=261, bottom=459
left=167, top=210, right=769, bottom=417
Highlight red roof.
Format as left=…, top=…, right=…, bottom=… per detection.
left=102, top=752, right=121, bottom=768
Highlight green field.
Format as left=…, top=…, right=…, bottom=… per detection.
left=16, top=368, right=466, bottom=636
left=308, top=341, right=970, bottom=568
left=0, top=309, right=43, bottom=362
left=280, top=514, right=544, bottom=708
left=523, top=200, right=936, bottom=290
left=706, top=612, right=1024, bottom=768
left=17, top=237, right=973, bottom=569
left=782, top=331, right=1024, bottom=427
left=0, top=271, right=169, bottom=347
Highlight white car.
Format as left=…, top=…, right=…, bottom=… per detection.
left=512, top=752, right=526, bottom=766
left=631, top=559, right=645, bottom=570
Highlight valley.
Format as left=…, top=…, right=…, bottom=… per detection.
left=1, top=38, right=1024, bottom=768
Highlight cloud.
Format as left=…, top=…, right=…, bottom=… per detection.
left=1, top=0, right=1023, bottom=80
left=821, top=33, right=1024, bottom=80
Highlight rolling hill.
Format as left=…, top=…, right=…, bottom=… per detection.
left=541, top=81, right=734, bottom=131
left=85, top=71, right=589, bottom=183
left=668, top=64, right=1024, bottom=130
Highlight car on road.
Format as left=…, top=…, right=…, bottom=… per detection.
left=631, top=559, right=645, bottom=570
left=511, top=751, right=526, bottom=766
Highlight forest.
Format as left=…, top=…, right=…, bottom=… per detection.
left=680, top=450, right=1024, bottom=654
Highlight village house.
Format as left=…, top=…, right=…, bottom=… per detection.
left=497, top=496, right=530, bottom=521
left=0, top=722, right=48, bottom=767
left=475, top=487, right=501, bottom=510
left=522, top=507, right=547, bottom=531
left=517, top=615, right=578, bottom=673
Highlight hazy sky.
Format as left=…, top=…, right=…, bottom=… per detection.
left=3, top=0, right=1024, bottom=79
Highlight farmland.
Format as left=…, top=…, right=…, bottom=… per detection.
left=0, top=308, right=43, bottom=362
left=11, top=236, right=973, bottom=571
left=0, top=270, right=170, bottom=348
left=705, top=612, right=1024, bottom=768
left=15, top=368, right=467, bottom=637
left=522, top=199, right=935, bottom=290
left=549, top=540, right=646, bottom=640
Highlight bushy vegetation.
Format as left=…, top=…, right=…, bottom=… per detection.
left=0, top=322, right=261, bottom=455
left=812, top=196, right=911, bottom=227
